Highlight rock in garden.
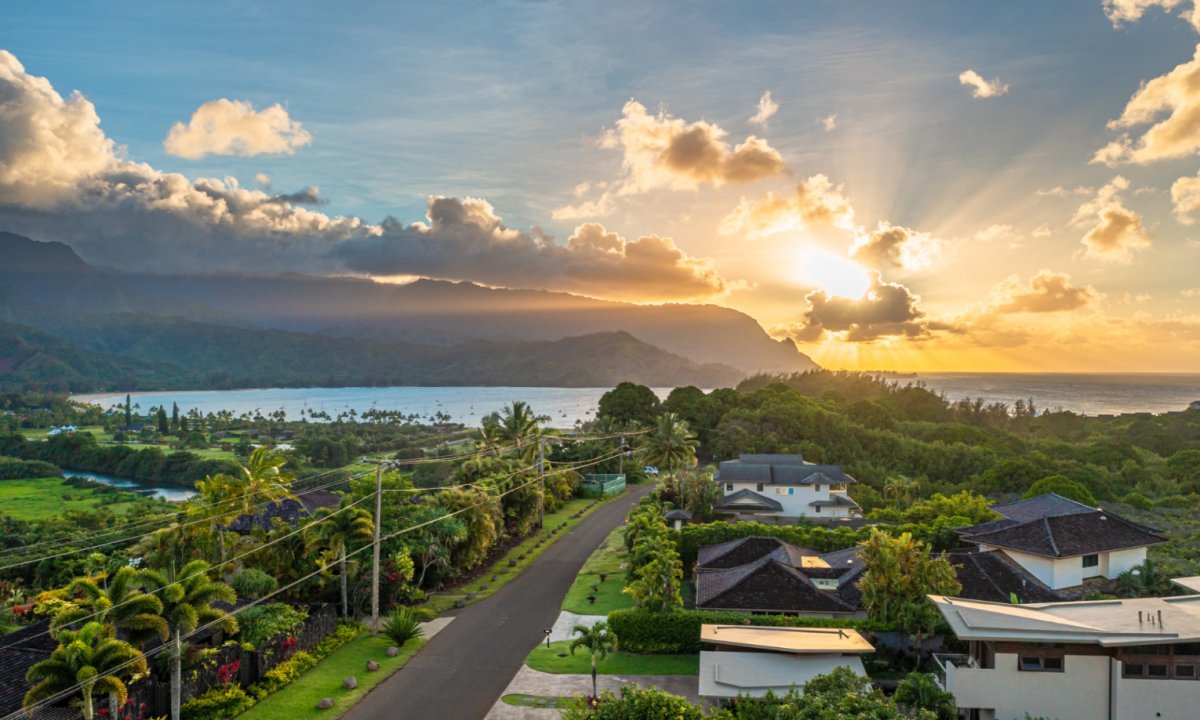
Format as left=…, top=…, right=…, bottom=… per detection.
left=343, top=676, right=358, bottom=690
left=316, top=698, right=334, bottom=709
left=366, top=660, right=380, bottom=671
left=387, top=646, right=400, bottom=657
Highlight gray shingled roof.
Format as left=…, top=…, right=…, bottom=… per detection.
left=992, top=493, right=1097, bottom=523
left=715, top=488, right=783, bottom=513
left=960, top=510, right=1166, bottom=558
left=697, top=537, right=816, bottom=570
left=695, top=556, right=859, bottom=613
left=946, top=548, right=1064, bottom=604
left=717, top=454, right=855, bottom=486
left=809, top=495, right=860, bottom=508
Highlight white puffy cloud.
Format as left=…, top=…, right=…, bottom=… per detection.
left=163, top=99, right=312, bottom=160
left=958, top=70, right=1009, bottom=99
left=0, top=52, right=727, bottom=300
left=719, top=174, right=856, bottom=237
left=973, top=223, right=1016, bottom=243
left=789, top=272, right=937, bottom=342
left=749, top=91, right=779, bottom=127
left=1099, top=44, right=1200, bottom=164
left=1171, top=169, right=1200, bottom=222
left=850, top=222, right=940, bottom=271
left=986, top=270, right=1100, bottom=313
left=1102, top=0, right=1200, bottom=29
left=1071, top=177, right=1152, bottom=261
left=333, top=201, right=726, bottom=300
left=819, top=114, right=837, bottom=132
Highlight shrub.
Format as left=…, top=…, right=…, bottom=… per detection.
left=381, top=609, right=425, bottom=646
left=180, top=685, right=254, bottom=720
left=895, top=672, right=956, bottom=720
left=229, top=569, right=279, bottom=600
left=1023, top=475, right=1096, bottom=506
left=1121, top=492, right=1153, bottom=511
left=606, top=608, right=885, bottom=654
left=237, top=603, right=307, bottom=647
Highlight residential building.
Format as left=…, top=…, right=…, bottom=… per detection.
left=930, top=593, right=1200, bottom=720
left=698, top=624, right=874, bottom=701
left=695, top=537, right=865, bottom=617
left=714, top=454, right=859, bottom=520
left=957, top=494, right=1165, bottom=592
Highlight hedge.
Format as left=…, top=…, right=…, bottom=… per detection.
left=607, top=608, right=893, bottom=654
left=181, top=686, right=254, bottom=720
left=0, top=457, right=61, bottom=480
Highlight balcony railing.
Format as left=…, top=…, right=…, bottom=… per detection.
left=932, top=653, right=979, bottom=688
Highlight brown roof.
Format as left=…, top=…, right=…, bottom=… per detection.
left=697, top=537, right=818, bottom=570
left=696, top=557, right=858, bottom=614
left=947, top=548, right=1063, bottom=604
left=960, top=510, right=1165, bottom=558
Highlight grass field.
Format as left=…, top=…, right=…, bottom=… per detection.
left=419, top=493, right=617, bottom=615
left=0, top=477, right=137, bottom=519
left=562, top=526, right=633, bottom=615
left=237, top=633, right=425, bottom=720
left=526, top=640, right=699, bottom=676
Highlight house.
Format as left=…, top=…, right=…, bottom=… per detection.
left=225, top=487, right=342, bottom=533
left=694, top=537, right=865, bottom=617
left=714, top=454, right=859, bottom=520
left=930, top=592, right=1200, bottom=720
left=698, top=624, right=874, bottom=701
left=957, top=494, right=1166, bottom=593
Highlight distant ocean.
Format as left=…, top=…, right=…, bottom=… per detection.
left=73, top=374, right=1200, bottom=427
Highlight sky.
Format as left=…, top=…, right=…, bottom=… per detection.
left=2, top=0, right=1200, bottom=372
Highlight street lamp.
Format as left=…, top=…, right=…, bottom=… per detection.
left=543, top=628, right=553, bottom=648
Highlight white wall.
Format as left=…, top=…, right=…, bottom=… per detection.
left=724, top=482, right=853, bottom=519
left=1105, top=547, right=1146, bottom=578
left=1001, top=547, right=1147, bottom=589
left=946, top=652, right=1109, bottom=720
left=1113, top=659, right=1198, bottom=720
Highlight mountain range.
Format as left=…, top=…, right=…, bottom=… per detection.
left=0, top=232, right=817, bottom=391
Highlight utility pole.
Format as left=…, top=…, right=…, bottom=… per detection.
left=371, top=462, right=383, bottom=635
left=537, top=438, right=545, bottom=529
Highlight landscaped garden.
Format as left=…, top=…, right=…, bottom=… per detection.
left=561, top=526, right=632, bottom=615
left=526, top=640, right=698, bottom=675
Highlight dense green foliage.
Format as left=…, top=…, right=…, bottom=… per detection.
left=180, top=686, right=254, bottom=720
left=236, top=604, right=307, bottom=647
left=0, top=457, right=61, bottom=479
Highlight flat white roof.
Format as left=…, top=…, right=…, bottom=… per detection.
left=930, top=593, right=1200, bottom=646
left=1171, top=576, right=1200, bottom=594
left=699, top=651, right=866, bottom=698
left=700, top=624, right=874, bottom=654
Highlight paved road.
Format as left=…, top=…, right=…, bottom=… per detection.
left=344, top=485, right=653, bottom=720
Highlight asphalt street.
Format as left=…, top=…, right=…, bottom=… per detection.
left=342, top=484, right=653, bottom=720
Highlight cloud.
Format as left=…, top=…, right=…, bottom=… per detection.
left=850, top=222, right=940, bottom=271
left=551, top=191, right=615, bottom=220
left=749, top=91, right=778, bottom=127
left=986, top=270, right=1100, bottom=313
left=1099, top=44, right=1200, bottom=164
left=0, top=52, right=727, bottom=300
left=1071, top=177, right=1151, bottom=261
left=599, top=99, right=787, bottom=194
left=1102, top=0, right=1200, bottom=29
left=1032, top=223, right=1053, bottom=238
left=1036, top=185, right=1094, bottom=197
left=958, top=70, right=1009, bottom=99
left=333, top=203, right=726, bottom=300
left=254, top=173, right=272, bottom=189
left=1170, top=169, right=1200, bottom=223
left=974, top=223, right=1016, bottom=243
left=163, top=99, right=312, bottom=160
left=819, top=114, right=837, bottom=132
left=719, top=174, right=855, bottom=237
left=789, top=272, right=934, bottom=342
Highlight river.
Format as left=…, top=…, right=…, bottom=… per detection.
left=63, top=470, right=197, bottom=501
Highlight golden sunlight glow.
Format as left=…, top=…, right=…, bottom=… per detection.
left=801, top=247, right=872, bottom=299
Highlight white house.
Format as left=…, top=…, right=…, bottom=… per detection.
left=930, top=592, right=1200, bottom=720
left=957, top=494, right=1165, bottom=592
left=698, top=624, right=873, bottom=701
left=713, top=454, right=859, bottom=520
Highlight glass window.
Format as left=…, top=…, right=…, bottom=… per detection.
left=815, top=484, right=821, bottom=491
left=1124, top=663, right=1144, bottom=677
left=1175, top=665, right=1195, bottom=679
left=1043, top=657, right=1063, bottom=671
left=814, top=505, right=821, bottom=513
left=757, top=483, right=764, bottom=491
left=1082, top=554, right=1099, bottom=568
left=788, top=487, right=794, bottom=495
left=1020, top=657, right=1042, bottom=671
left=1149, top=664, right=1169, bottom=678
left=1174, top=643, right=1200, bottom=656
left=725, top=484, right=733, bottom=492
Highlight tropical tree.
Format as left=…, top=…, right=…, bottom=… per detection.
left=1117, top=560, right=1173, bottom=598
left=638, top=413, right=698, bottom=497
left=191, top=473, right=245, bottom=562
left=857, top=529, right=961, bottom=637
left=569, top=621, right=615, bottom=699
left=624, top=528, right=683, bottom=612
left=894, top=672, right=956, bottom=720
left=679, top=468, right=722, bottom=521
left=139, top=560, right=238, bottom=720
left=51, top=566, right=169, bottom=647
left=480, top=401, right=543, bottom=461
left=883, top=475, right=919, bottom=508
left=232, top=446, right=295, bottom=515
left=304, top=502, right=375, bottom=617
left=24, top=621, right=147, bottom=720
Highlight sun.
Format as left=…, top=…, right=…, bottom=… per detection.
left=801, top=247, right=872, bottom=299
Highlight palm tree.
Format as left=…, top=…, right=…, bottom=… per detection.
left=568, top=621, right=615, bottom=699
left=884, top=475, right=919, bottom=509
left=638, top=413, right=698, bottom=496
left=483, top=401, right=543, bottom=460
left=51, top=567, right=169, bottom=648
left=139, top=560, right=237, bottom=720
left=233, top=446, right=295, bottom=516
left=192, top=473, right=244, bottom=562
left=305, top=502, right=375, bottom=617
left=24, top=621, right=147, bottom=720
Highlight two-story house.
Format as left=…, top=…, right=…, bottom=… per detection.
left=714, top=454, right=859, bottom=520
left=957, top=494, right=1166, bottom=594
left=930, top=592, right=1200, bottom=720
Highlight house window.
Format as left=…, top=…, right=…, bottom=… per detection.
left=788, top=487, right=794, bottom=495
left=1148, top=664, right=1169, bottom=678
left=1175, top=665, right=1195, bottom=679
left=775, top=487, right=786, bottom=495
left=815, top=484, right=821, bottom=492
left=1124, top=663, right=1144, bottom=678
left=1082, top=554, right=1099, bottom=568
left=1019, top=655, right=1064, bottom=672
left=725, top=484, right=733, bottom=492
left=813, top=505, right=821, bottom=513
left=757, top=483, right=764, bottom=492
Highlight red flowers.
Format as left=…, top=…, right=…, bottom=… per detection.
left=216, top=659, right=241, bottom=685
left=279, top=636, right=298, bottom=651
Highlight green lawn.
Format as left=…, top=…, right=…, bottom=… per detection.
left=419, top=494, right=618, bottom=615
left=526, top=640, right=698, bottom=676
left=502, top=693, right=575, bottom=709
left=562, top=526, right=633, bottom=615
left=237, top=633, right=425, bottom=720
left=0, top=477, right=138, bottom=519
